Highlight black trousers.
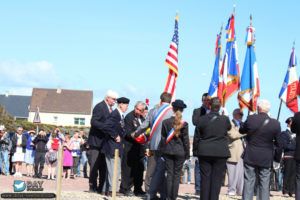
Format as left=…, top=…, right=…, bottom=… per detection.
left=198, top=156, right=227, bottom=200
left=120, top=147, right=144, bottom=192
left=296, top=160, right=300, bottom=200
left=34, top=152, right=46, bottom=176
left=88, top=148, right=107, bottom=191
left=283, top=158, right=296, bottom=194
left=164, top=154, right=185, bottom=200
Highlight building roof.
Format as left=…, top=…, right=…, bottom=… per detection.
left=29, top=88, right=93, bottom=115
left=0, top=94, right=31, bottom=118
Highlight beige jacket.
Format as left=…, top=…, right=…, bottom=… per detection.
left=227, top=120, right=246, bottom=163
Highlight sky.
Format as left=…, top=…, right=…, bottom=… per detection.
left=0, top=0, right=299, bottom=133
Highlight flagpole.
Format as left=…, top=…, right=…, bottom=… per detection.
left=277, top=100, right=283, bottom=120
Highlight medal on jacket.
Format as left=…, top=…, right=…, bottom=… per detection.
left=120, top=121, right=124, bottom=129
left=133, top=120, right=137, bottom=128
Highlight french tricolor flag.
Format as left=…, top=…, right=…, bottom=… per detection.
left=279, top=47, right=298, bottom=113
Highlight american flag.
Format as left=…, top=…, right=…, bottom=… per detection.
left=164, top=14, right=179, bottom=100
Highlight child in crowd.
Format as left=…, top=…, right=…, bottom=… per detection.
left=24, top=130, right=36, bottom=177
left=63, top=134, right=73, bottom=179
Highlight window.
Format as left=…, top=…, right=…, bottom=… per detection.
left=53, top=116, right=58, bottom=123
left=74, top=118, right=85, bottom=125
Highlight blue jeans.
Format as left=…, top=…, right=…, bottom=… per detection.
left=0, top=150, right=10, bottom=174
left=182, top=162, right=191, bottom=183
left=77, top=152, right=88, bottom=177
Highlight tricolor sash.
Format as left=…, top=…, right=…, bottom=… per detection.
left=149, top=105, right=172, bottom=141
left=166, top=121, right=185, bottom=144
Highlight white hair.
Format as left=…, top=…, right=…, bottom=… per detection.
left=105, top=90, right=119, bottom=99
left=135, top=101, right=146, bottom=108
left=258, top=99, right=271, bottom=113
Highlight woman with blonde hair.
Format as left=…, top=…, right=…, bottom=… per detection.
left=160, top=99, right=190, bottom=200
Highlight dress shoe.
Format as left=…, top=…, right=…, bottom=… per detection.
left=106, top=191, right=122, bottom=197
left=123, top=190, right=134, bottom=196
left=134, top=190, right=146, bottom=196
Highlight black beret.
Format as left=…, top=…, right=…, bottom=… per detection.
left=171, top=99, right=187, bottom=109
left=117, top=97, right=130, bottom=104
left=285, top=117, right=294, bottom=124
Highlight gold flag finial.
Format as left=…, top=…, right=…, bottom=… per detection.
left=175, top=12, right=178, bottom=21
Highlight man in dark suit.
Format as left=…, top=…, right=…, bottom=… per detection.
left=239, top=99, right=282, bottom=200
left=119, top=101, right=146, bottom=196
left=192, top=93, right=210, bottom=126
left=102, top=97, right=130, bottom=196
left=291, top=113, right=300, bottom=200
left=193, top=97, right=231, bottom=200
left=87, top=90, right=118, bottom=193
left=192, top=92, right=210, bottom=195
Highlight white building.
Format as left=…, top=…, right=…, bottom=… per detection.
left=28, top=88, right=93, bottom=127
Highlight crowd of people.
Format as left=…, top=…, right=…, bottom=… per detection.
left=0, top=89, right=300, bottom=200
left=0, top=127, right=88, bottom=180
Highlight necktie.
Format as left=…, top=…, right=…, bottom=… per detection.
left=121, top=114, right=125, bottom=131
left=109, top=107, right=113, bottom=113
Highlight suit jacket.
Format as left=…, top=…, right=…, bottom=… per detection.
left=124, top=110, right=145, bottom=157
left=88, top=100, right=111, bottom=149
left=135, top=103, right=173, bottom=150
left=102, top=109, right=126, bottom=156
left=160, top=117, right=190, bottom=160
left=227, top=120, right=245, bottom=163
left=193, top=111, right=231, bottom=158
left=281, top=129, right=296, bottom=157
left=192, top=106, right=207, bottom=126
left=291, top=112, right=300, bottom=160
left=239, top=113, right=282, bottom=168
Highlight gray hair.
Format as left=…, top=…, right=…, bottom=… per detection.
left=135, top=101, right=146, bottom=109
left=105, top=90, right=119, bottom=99
left=258, top=99, right=271, bottom=113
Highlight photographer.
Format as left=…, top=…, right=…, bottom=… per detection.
left=32, top=130, right=48, bottom=178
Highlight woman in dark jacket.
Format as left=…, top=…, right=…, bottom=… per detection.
left=193, top=97, right=231, bottom=200
left=160, top=99, right=189, bottom=200
left=281, top=117, right=296, bottom=197
left=11, top=127, right=27, bottom=177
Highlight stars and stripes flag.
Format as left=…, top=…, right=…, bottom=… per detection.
left=164, top=14, right=179, bottom=100
left=218, top=13, right=240, bottom=106
left=238, top=23, right=260, bottom=112
left=279, top=46, right=298, bottom=113
left=208, top=29, right=222, bottom=98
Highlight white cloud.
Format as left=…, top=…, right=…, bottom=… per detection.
left=0, top=60, right=58, bottom=87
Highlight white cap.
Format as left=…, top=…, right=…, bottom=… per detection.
left=105, top=90, right=119, bottom=99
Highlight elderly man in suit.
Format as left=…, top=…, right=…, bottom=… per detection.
left=102, top=97, right=130, bottom=196
left=87, top=90, right=118, bottom=193
left=291, top=113, right=300, bottom=200
left=132, top=92, right=173, bottom=200
left=119, top=101, right=147, bottom=196
left=226, top=109, right=246, bottom=196
left=239, top=99, right=282, bottom=200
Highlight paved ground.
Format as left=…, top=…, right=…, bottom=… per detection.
left=0, top=163, right=294, bottom=199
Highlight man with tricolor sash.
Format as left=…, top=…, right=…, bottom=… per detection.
left=132, top=92, right=173, bottom=200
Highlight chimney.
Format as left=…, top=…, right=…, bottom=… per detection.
left=57, top=86, right=62, bottom=94
left=5, top=91, right=8, bottom=97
